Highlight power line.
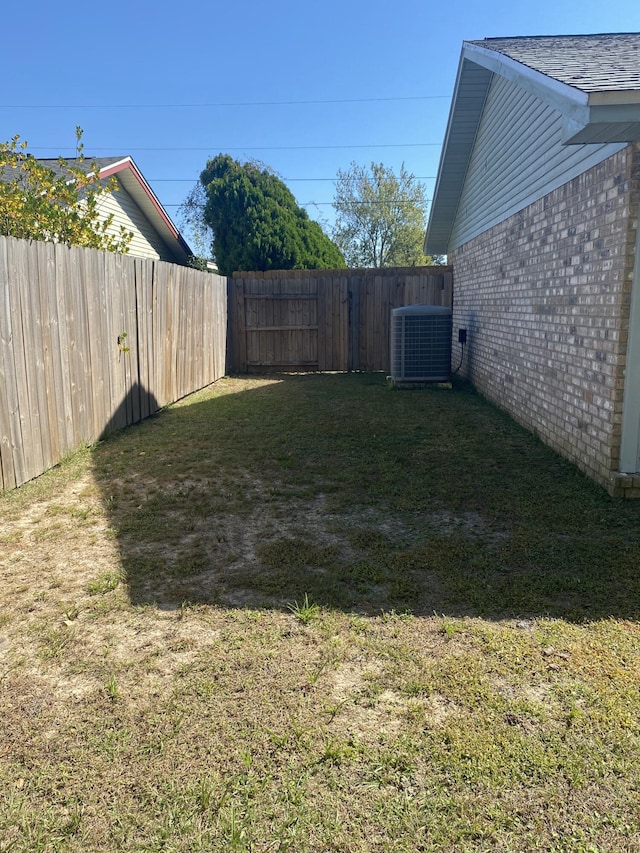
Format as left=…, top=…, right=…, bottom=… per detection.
left=299, top=201, right=432, bottom=206
left=150, top=176, right=437, bottom=182
left=1, top=95, right=450, bottom=109
left=163, top=200, right=432, bottom=208
left=31, top=143, right=441, bottom=152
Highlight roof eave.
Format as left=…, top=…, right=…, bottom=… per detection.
left=98, top=157, right=193, bottom=264
left=424, top=49, right=494, bottom=255
left=563, top=99, right=640, bottom=143
left=425, top=40, right=593, bottom=256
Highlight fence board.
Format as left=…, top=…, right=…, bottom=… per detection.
left=71, top=247, right=94, bottom=442
left=152, top=261, right=166, bottom=407
left=8, top=242, right=38, bottom=482
left=162, top=263, right=176, bottom=406
left=232, top=280, right=248, bottom=372
left=45, top=245, right=69, bottom=458
left=336, top=277, right=349, bottom=371
left=173, top=266, right=183, bottom=399
left=83, top=249, right=105, bottom=439
left=33, top=243, right=56, bottom=468
left=175, top=265, right=186, bottom=399
left=62, top=247, right=81, bottom=445
left=135, top=259, right=151, bottom=420
left=120, top=255, right=140, bottom=422
left=34, top=249, right=54, bottom=462
left=0, top=239, right=18, bottom=489
left=104, top=249, right=127, bottom=431
left=23, top=241, right=47, bottom=477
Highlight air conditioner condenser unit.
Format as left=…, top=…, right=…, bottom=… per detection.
left=390, top=305, right=452, bottom=383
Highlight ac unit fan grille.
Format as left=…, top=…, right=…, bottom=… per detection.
left=390, top=306, right=452, bottom=382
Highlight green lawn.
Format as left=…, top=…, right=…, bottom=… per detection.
left=1, top=373, right=639, bottom=852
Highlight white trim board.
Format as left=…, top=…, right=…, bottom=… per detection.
left=620, top=199, right=640, bottom=473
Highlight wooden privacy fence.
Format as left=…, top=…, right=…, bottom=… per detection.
left=0, top=236, right=227, bottom=491
left=228, top=266, right=453, bottom=373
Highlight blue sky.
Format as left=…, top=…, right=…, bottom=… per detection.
left=3, top=0, right=639, bottom=247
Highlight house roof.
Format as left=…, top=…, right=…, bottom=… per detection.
left=469, top=33, right=640, bottom=93
left=2, top=155, right=193, bottom=264
left=425, top=32, right=640, bottom=255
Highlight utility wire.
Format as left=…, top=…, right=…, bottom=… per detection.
left=1, top=95, right=450, bottom=109
left=30, top=143, right=441, bottom=152
left=150, top=176, right=437, bottom=182
left=163, top=200, right=431, bottom=208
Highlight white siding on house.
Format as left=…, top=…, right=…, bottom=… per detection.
left=95, top=183, right=177, bottom=261
left=449, top=75, right=625, bottom=250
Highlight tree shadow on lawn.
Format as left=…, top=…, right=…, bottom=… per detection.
left=90, top=373, right=640, bottom=622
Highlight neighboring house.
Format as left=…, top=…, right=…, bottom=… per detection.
left=3, top=155, right=193, bottom=266
left=425, top=33, right=640, bottom=496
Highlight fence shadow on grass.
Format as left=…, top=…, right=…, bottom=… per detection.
left=98, top=382, right=161, bottom=441
left=91, top=373, right=640, bottom=622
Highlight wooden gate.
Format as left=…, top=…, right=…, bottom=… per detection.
left=228, top=272, right=349, bottom=372
left=228, top=267, right=452, bottom=373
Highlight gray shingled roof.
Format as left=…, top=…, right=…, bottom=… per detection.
left=37, top=156, right=128, bottom=175
left=0, top=156, right=128, bottom=185
left=469, top=33, right=640, bottom=93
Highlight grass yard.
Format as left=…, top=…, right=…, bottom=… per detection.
left=1, top=372, right=640, bottom=852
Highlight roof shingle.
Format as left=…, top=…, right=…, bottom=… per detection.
left=468, top=32, right=640, bottom=93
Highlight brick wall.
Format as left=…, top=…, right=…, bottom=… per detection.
left=450, top=143, right=640, bottom=495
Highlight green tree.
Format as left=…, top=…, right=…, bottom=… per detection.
left=177, top=180, right=214, bottom=269
left=194, top=154, right=345, bottom=276
left=0, top=128, right=132, bottom=253
left=332, top=162, right=434, bottom=268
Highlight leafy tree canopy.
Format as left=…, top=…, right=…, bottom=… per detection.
left=0, top=128, right=132, bottom=253
left=332, top=161, right=435, bottom=268
left=193, top=154, right=345, bottom=276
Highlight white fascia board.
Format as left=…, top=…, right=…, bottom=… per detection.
left=589, top=103, right=640, bottom=123
left=562, top=103, right=640, bottom=143
left=97, top=157, right=132, bottom=173
left=589, top=90, right=640, bottom=106
left=620, top=197, right=640, bottom=473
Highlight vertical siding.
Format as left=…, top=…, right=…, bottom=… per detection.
left=449, top=75, right=626, bottom=250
